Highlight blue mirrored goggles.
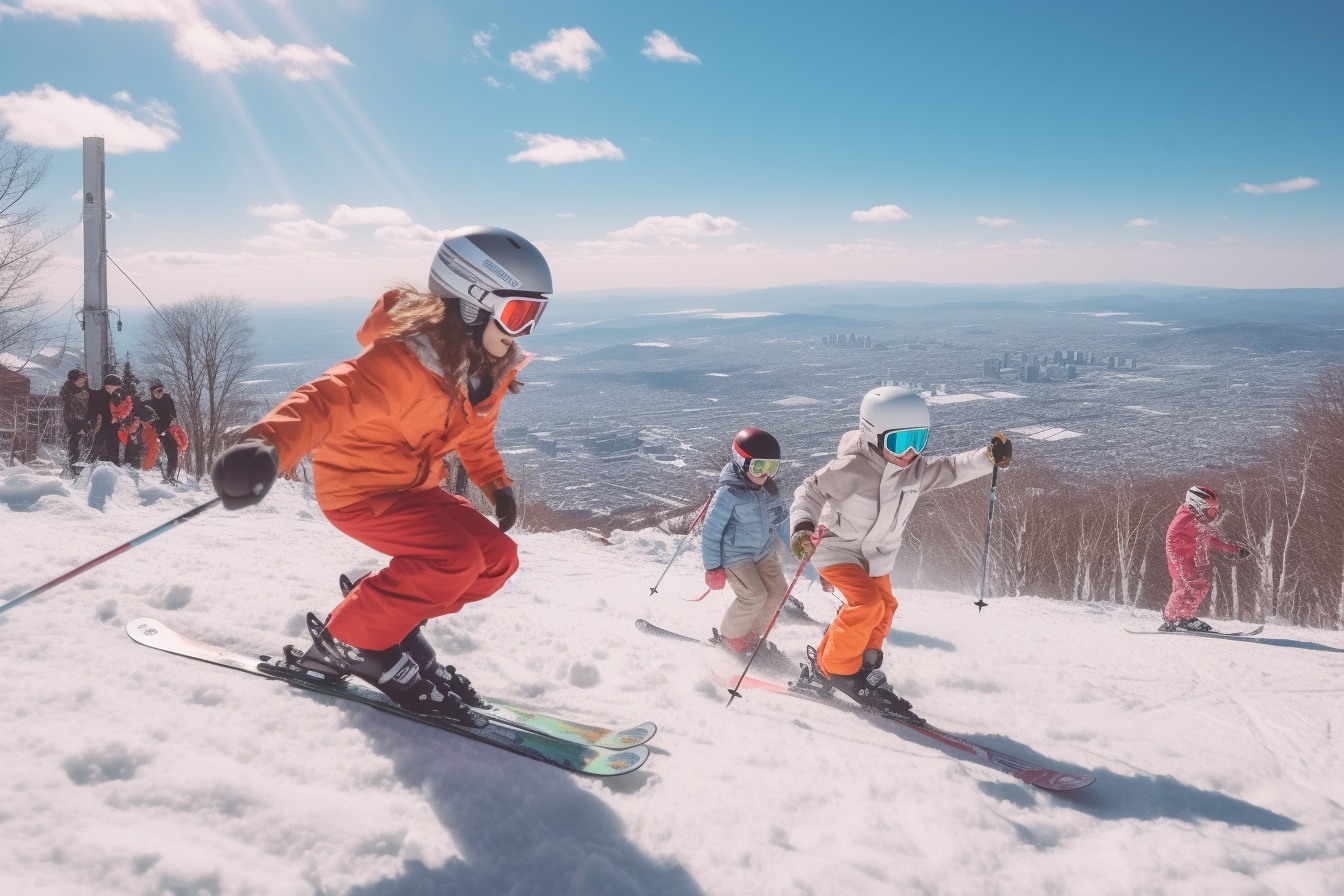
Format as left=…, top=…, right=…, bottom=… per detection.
left=882, top=427, right=929, bottom=456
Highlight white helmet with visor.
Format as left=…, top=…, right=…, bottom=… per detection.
left=859, top=386, right=931, bottom=456
left=1185, top=485, right=1219, bottom=521
left=428, top=226, right=553, bottom=336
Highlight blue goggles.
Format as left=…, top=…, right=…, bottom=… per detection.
left=882, top=427, right=929, bottom=456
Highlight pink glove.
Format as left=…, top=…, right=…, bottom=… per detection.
left=705, top=568, right=727, bottom=590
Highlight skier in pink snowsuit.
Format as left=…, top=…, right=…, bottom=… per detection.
left=1161, top=485, right=1249, bottom=631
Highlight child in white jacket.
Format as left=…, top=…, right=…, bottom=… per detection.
left=789, top=386, right=1011, bottom=719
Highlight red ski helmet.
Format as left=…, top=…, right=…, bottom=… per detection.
left=732, top=428, right=781, bottom=478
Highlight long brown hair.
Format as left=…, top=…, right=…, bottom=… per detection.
left=381, top=286, right=521, bottom=390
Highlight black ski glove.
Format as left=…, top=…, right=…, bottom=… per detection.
left=493, top=486, right=517, bottom=533
left=987, top=433, right=1013, bottom=468
left=211, top=439, right=279, bottom=510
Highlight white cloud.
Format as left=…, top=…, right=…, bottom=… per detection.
left=135, top=249, right=262, bottom=266
left=726, top=243, right=780, bottom=254
left=574, top=240, right=647, bottom=253
left=852, top=204, right=910, bottom=223
left=1018, top=237, right=1056, bottom=249
left=484, top=76, right=511, bottom=89
left=471, top=26, right=496, bottom=60
left=508, top=132, right=624, bottom=167
left=1125, top=217, right=1158, bottom=227
left=372, top=224, right=448, bottom=244
left=269, top=219, right=345, bottom=241
left=174, top=20, right=351, bottom=81
left=243, top=234, right=297, bottom=250
left=0, top=84, right=177, bottom=153
left=327, top=204, right=412, bottom=227
left=111, top=90, right=132, bottom=103
left=248, top=203, right=302, bottom=218
left=641, top=30, right=699, bottom=63
left=1218, top=235, right=1243, bottom=244
left=1235, top=176, right=1319, bottom=195
left=509, top=27, right=602, bottom=81
left=1141, top=240, right=1175, bottom=250
left=610, top=213, right=741, bottom=239
left=7, top=2, right=351, bottom=80
left=658, top=237, right=701, bottom=250
left=827, top=238, right=901, bottom=256
left=976, top=215, right=1018, bottom=227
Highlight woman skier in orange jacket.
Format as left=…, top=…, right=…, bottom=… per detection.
left=210, top=227, right=552, bottom=724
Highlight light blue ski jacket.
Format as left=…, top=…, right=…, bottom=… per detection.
left=701, top=463, right=791, bottom=571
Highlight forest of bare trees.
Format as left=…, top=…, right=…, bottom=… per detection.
left=898, top=365, right=1344, bottom=629
left=137, top=293, right=260, bottom=478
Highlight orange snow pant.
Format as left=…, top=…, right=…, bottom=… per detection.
left=815, top=563, right=898, bottom=676
left=322, top=488, right=519, bottom=650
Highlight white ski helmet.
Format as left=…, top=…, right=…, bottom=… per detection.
left=428, top=226, right=553, bottom=334
left=858, top=386, right=930, bottom=447
left=1185, top=484, right=1219, bottom=520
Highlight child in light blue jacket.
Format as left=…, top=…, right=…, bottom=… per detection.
left=702, top=428, right=791, bottom=666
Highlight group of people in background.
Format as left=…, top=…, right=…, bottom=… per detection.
left=59, top=369, right=186, bottom=482
left=199, top=225, right=1251, bottom=728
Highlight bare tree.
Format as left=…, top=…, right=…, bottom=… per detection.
left=139, top=293, right=259, bottom=477
left=0, top=128, right=57, bottom=358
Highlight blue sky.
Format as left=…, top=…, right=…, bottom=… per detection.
left=1, top=0, right=1339, bottom=307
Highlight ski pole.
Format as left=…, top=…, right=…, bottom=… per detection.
left=0, top=497, right=222, bottom=617
left=725, top=553, right=811, bottom=708
left=974, top=466, right=1000, bottom=612
left=648, top=496, right=712, bottom=595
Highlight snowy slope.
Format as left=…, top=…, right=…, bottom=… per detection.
left=2, top=465, right=1343, bottom=896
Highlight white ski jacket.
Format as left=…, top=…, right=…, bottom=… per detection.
left=790, top=430, right=994, bottom=576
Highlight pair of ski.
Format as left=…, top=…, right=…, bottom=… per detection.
left=1126, top=624, right=1264, bottom=640
left=638, top=619, right=1094, bottom=791
left=127, top=618, right=654, bottom=777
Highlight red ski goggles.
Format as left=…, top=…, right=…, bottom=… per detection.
left=466, top=286, right=549, bottom=336
left=881, top=427, right=929, bottom=456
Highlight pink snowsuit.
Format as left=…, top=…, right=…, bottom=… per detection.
left=1162, top=504, right=1241, bottom=621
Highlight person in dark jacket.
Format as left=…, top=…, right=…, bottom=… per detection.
left=120, top=392, right=159, bottom=470
left=85, top=374, right=125, bottom=464
left=146, top=381, right=180, bottom=480
left=59, top=369, right=91, bottom=471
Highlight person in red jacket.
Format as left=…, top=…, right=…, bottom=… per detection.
left=210, top=226, right=551, bottom=725
left=1161, top=485, right=1250, bottom=631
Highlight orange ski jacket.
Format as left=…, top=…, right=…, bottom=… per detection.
left=245, top=291, right=527, bottom=515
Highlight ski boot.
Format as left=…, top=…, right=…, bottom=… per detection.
left=800, top=646, right=923, bottom=723
left=1176, top=618, right=1213, bottom=632
left=1158, top=619, right=1179, bottom=632
left=711, top=628, right=792, bottom=675
left=292, top=613, right=484, bottom=726
left=399, top=623, right=489, bottom=709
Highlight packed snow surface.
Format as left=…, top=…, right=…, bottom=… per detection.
left=2, top=464, right=1343, bottom=896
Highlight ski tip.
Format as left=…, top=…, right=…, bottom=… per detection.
left=1016, top=768, right=1096, bottom=791
left=126, top=617, right=165, bottom=639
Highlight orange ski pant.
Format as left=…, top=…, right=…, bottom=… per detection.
left=322, top=488, right=518, bottom=650
left=815, top=563, right=898, bottom=676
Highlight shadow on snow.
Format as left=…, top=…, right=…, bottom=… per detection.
left=338, top=708, right=705, bottom=896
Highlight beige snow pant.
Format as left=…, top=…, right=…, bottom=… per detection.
left=719, top=550, right=789, bottom=640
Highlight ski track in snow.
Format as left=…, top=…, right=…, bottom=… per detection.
left=2, top=465, right=1344, bottom=895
